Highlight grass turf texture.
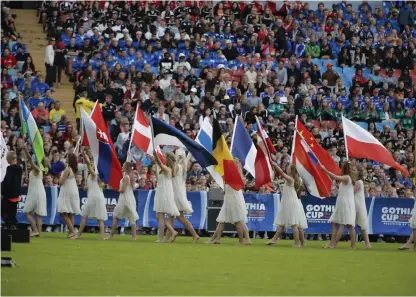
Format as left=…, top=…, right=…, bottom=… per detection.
left=1, top=233, right=415, bottom=296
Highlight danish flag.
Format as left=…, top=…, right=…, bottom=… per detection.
left=131, top=105, right=154, bottom=155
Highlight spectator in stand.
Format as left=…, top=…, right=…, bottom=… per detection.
left=49, top=101, right=65, bottom=124
left=44, top=37, right=55, bottom=88
left=31, top=102, right=49, bottom=126
left=1, top=48, right=16, bottom=69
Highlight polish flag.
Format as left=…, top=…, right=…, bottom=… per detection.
left=342, top=116, right=409, bottom=176
left=257, top=118, right=277, bottom=154
left=131, top=105, right=153, bottom=155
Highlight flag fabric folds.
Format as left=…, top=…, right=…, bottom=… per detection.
left=296, top=119, right=341, bottom=175
left=195, top=117, right=224, bottom=188
left=151, top=117, right=217, bottom=169
left=342, top=116, right=410, bottom=176
left=292, top=131, right=332, bottom=198
left=230, top=117, right=256, bottom=178
left=254, top=116, right=274, bottom=189
left=80, top=108, right=123, bottom=190
left=19, top=98, right=45, bottom=171
left=257, top=119, right=277, bottom=154
left=131, top=106, right=153, bottom=155
left=212, top=118, right=244, bottom=191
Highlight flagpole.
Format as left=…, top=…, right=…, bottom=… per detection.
left=342, top=116, right=349, bottom=161
left=126, top=104, right=139, bottom=163
left=290, top=115, right=298, bottom=164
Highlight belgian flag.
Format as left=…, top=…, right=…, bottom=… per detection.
left=212, top=118, right=244, bottom=191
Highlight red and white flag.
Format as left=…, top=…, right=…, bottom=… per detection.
left=254, top=116, right=274, bottom=189
left=131, top=105, right=153, bottom=155
left=342, top=116, right=409, bottom=176
left=155, top=145, right=164, bottom=164
left=257, top=118, right=277, bottom=154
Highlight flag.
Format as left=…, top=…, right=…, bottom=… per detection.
left=254, top=116, right=273, bottom=188
left=130, top=105, right=153, bottom=155
left=155, top=145, right=164, bottom=164
left=296, top=119, right=341, bottom=175
left=256, top=118, right=277, bottom=154
left=212, top=118, right=244, bottom=190
left=230, top=117, right=256, bottom=177
left=195, top=117, right=224, bottom=188
left=80, top=108, right=123, bottom=190
left=292, top=132, right=332, bottom=198
left=0, top=134, right=9, bottom=182
left=19, top=98, right=45, bottom=171
left=342, top=116, right=410, bottom=176
left=151, top=117, right=217, bottom=169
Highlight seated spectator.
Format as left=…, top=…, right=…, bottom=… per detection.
left=1, top=48, right=16, bottom=69
left=31, top=102, right=49, bottom=126
left=49, top=101, right=65, bottom=124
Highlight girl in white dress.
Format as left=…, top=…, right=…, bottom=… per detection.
left=352, top=168, right=371, bottom=249
left=57, top=153, right=81, bottom=238
left=72, top=151, right=108, bottom=240
left=22, top=146, right=49, bottom=237
left=266, top=163, right=308, bottom=247
left=206, top=159, right=250, bottom=245
left=399, top=191, right=416, bottom=251
left=321, top=161, right=356, bottom=249
left=153, top=152, right=180, bottom=243
left=165, top=149, right=200, bottom=242
left=108, top=162, right=139, bottom=240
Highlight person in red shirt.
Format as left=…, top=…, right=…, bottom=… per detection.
left=1, top=48, right=16, bottom=69
left=352, top=68, right=367, bottom=87
left=31, top=102, right=49, bottom=125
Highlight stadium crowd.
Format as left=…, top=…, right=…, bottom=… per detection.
left=1, top=0, right=415, bottom=203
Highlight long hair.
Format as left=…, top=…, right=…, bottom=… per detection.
left=341, top=160, right=356, bottom=185
left=175, top=148, right=187, bottom=176
left=123, top=162, right=135, bottom=187
left=161, top=152, right=177, bottom=177
left=67, top=153, right=78, bottom=174
left=288, top=164, right=301, bottom=195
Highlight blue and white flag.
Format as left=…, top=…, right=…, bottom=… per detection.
left=151, top=117, right=217, bottom=169
left=195, top=117, right=224, bottom=189
left=230, top=117, right=257, bottom=178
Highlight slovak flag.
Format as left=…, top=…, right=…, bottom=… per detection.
left=80, top=107, right=123, bottom=191
left=292, top=131, right=332, bottom=198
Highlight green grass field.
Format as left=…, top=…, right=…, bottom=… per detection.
left=1, top=233, right=415, bottom=296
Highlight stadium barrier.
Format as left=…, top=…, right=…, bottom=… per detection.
left=12, top=186, right=415, bottom=235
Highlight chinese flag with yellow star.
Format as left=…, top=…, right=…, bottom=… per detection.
left=296, top=119, right=341, bottom=175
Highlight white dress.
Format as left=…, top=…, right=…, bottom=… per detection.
left=153, top=169, right=180, bottom=216
left=172, top=165, right=193, bottom=214
left=113, top=176, right=139, bottom=224
left=409, top=198, right=416, bottom=229
left=274, top=181, right=307, bottom=228
left=217, top=185, right=247, bottom=224
left=23, top=170, right=47, bottom=216
left=329, top=177, right=356, bottom=226
left=57, top=168, right=81, bottom=214
left=354, top=180, right=369, bottom=230
left=81, top=175, right=108, bottom=221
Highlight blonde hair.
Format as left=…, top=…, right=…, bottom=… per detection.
left=160, top=152, right=177, bottom=177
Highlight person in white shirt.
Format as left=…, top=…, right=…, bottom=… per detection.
left=45, top=37, right=56, bottom=87
left=245, top=64, right=257, bottom=84
left=185, top=88, right=200, bottom=107
left=173, top=54, right=191, bottom=74
left=115, top=122, right=131, bottom=152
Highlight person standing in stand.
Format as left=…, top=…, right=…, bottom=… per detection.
left=321, top=161, right=356, bottom=249
left=22, top=147, right=49, bottom=237
left=57, top=152, right=81, bottom=238
left=45, top=37, right=55, bottom=88
left=266, top=163, right=308, bottom=247
left=1, top=151, right=23, bottom=229
left=72, top=151, right=108, bottom=240
left=164, top=149, right=200, bottom=242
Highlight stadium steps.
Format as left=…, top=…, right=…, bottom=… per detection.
left=14, top=10, right=77, bottom=125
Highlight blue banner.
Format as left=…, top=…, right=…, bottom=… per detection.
left=244, top=193, right=280, bottom=231
left=8, top=187, right=415, bottom=236
left=138, top=190, right=208, bottom=230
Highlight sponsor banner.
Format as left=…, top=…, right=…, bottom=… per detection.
left=138, top=190, right=208, bottom=230
left=370, top=197, right=414, bottom=235
left=9, top=187, right=415, bottom=236
left=244, top=193, right=280, bottom=231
